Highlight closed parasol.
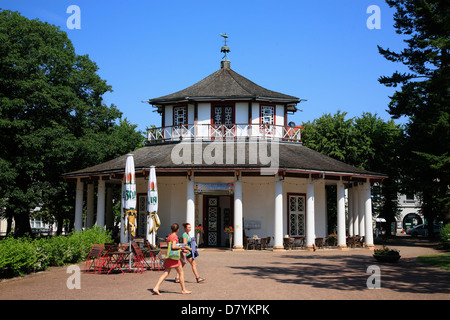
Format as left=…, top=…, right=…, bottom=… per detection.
left=147, top=166, right=160, bottom=245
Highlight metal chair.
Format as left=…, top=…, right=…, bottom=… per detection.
left=144, top=239, right=163, bottom=271
left=84, top=244, right=104, bottom=273
left=256, top=237, right=268, bottom=250
left=131, top=242, right=147, bottom=273
left=244, top=237, right=255, bottom=250
left=294, top=237, right=305, bottom=249
left=283, top=237, right=294, bottom=250
left=315, top=237, right=324, bottom=249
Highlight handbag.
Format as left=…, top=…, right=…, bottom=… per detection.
left=166, top=241, right=180, bottom=260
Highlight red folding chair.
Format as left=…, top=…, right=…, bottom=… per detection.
left=95, top=243, right=116, bottom=273
left=84, top=244, right=104, bottom=273
left=131, top=242, right=147, bottom=273
left=145, top=239, right=164, bottom=271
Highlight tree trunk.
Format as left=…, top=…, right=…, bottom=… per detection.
left=5, top=207, right=14, bottom=236
left=14, top=211, right=32, bottom=237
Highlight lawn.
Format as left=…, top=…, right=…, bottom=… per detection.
left=417, top=253, right=450, bottom=271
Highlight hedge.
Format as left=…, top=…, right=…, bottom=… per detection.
left=0, top=226, right=113, bottom=279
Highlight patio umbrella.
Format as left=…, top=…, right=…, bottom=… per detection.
left=122, top=154, right=137, bottom=238
left=122, top=154, right=137, bottom=269
left=147, top=166, right=160, bottom=245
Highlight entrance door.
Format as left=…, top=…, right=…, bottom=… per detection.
left=204, top=196, right=220, bottom=247
left=203, top=195, right=234, bottom=247
left=137, top=195, right=147, bottom=238
left=288, top=194, right=306, bottom=237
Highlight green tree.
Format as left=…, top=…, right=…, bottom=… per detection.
left=302, top=112, right=405, bottom=235
left=301, top=111, right=358, bottom=164
left=353, top=113, right=405, bottom=235
left=0, top=10, right=144, bottom=236
left=378, top=0, right=450, bottom=232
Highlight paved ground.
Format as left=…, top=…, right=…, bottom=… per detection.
left=0, top=235, right=449, bottom=301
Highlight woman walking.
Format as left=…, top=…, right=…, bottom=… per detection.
left=153, top=223, right=192, bottom=295
left=175, top=223, right=206, bottom=283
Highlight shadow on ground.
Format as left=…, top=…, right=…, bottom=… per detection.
left=229, top=254, right=450, bottom=294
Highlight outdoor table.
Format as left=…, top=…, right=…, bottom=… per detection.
left=252, top=238, right=261, bottom=250
left=106, top=251, right=131, bottom=275
left=294, top=237, right=304, bottom=249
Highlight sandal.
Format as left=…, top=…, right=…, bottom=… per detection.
left=196, top=277, right=206, bottom=283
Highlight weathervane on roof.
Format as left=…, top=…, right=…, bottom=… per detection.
left=220, top=33, right=230, bottom=61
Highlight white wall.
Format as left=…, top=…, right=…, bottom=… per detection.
left=197, top=102, right=211, bottom=138
left=242, top=176, right=275, bottom=239
left=235, top=102, right=249, bottom=124
left=164, top=105, right=173, bottom=127
left=275, top=105, right=285, bottom=127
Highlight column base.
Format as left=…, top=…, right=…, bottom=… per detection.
left=272, top=246, right=285, bottom=252
left=232, top=246, right=244, bottom=252
left=338, top=244, right=349, bottom=251
left=306, top=245, right=315, bottom=251
left=365, top=244, right=375, bottom=249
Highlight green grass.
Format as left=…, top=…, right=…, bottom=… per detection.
left=417, top=253, right=450, bottom=271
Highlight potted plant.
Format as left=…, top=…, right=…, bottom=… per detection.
left=195, top=225, right=203, bottom=247
left=373, top=246, right=401, bottom=262
left=225, top=226, right=234, bottom=250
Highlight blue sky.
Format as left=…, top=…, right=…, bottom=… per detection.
left=2, top=0, right=409, bottom=133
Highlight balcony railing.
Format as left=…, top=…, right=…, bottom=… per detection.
left=147, top=123, right=302, bottom=144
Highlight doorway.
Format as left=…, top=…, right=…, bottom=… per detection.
left=287, top=193, right=306, bottom=237
left=137, top=194, right=148, bottom=238
left=203, top=195, right=233, bottom=247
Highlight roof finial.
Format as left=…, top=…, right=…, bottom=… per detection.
left=220, top=33, right=230, bottom=61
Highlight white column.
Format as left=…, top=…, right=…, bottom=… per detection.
left=352, top=183, right=359, bottom=235
left=364, top=182, right=374, bottom=248
left=337, top=180, right=347, bottom=249
left=186, top=175, right=195, bottom=238
left=273, top=177, right=284, bottom=250
left=86, top=183, right=95, bottom=228
left=305, top=177, right=315, bottom=250
left=74, top=178, right=83, bottom=232
left=233, top=177, right=244, bottom=250
left=358, top=183, right=365, bottom=237
left=96, top=179, right=106, bottom=228
left=348, top=187, right=354, bottom=237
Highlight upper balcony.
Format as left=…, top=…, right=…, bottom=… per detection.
left=147, top=123, right=302, bottom=144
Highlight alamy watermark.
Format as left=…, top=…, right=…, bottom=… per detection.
left=366, top=265, right=381, bottom=289
left=66, top=5, right=81, bottom=30
left=366, top=5, right=381, bottom=30
left=66, top=265, right=81, bottom=289
left=170, top=138, right=280, bottom=175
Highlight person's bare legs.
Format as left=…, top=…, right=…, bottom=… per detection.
left=176, top=265, right=191, bottom=294
left=175, top=262, right=186, bottom=283
left=176, top=258, right=205, bottom=283
left=153, top=268, right=171, bottom=295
